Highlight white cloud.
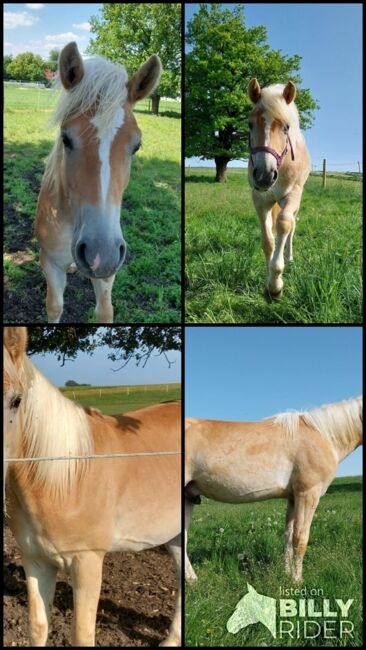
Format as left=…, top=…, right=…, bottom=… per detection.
left=44, top=32, right=86, bottom=49
left=72, top=22, right=91, bottom=31
left=5, top=11, right=39, bottom=29
left=4, top=34, right=88, bottom=57
left=25, top=3, right=45, bottom=8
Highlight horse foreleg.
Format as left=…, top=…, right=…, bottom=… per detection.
left=268, top=210, right=294, bottom=296
left=70, top=550, right=104, bottom=646
left=284, top=217, right=297, bottom=262
left=22, top=557, right=57, bottom=646
left=292, top=487, right=321, bottom=582
left=160, top=534, right=181, bottom=647
left=284, top=499, right=295, bottom=574
left=185, top=498, right=198, bottom=583
left=91, top=276, right=115, bottom=323
left=40, top=251, right=67, bottom=323
left=258, top=209, right=275, bottom=267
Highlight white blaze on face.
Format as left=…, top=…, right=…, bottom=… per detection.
left=264, top=114, right=272, bottom=146
left=92, top=107, right=125, bottom=206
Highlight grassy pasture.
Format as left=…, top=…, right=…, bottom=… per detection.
left=185, top=476, right=362, bottom=647
left=4, top=85, right=181, bottom=323
left=59, top=382, right=181, bottom=415
left=185, top=168, right=362, bottom=324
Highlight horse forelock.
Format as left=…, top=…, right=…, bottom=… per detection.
left=256, top=84, right=301, bottom=135
left=52, top=55, right=129, bottom=136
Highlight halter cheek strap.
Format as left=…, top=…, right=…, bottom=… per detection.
left=249, top=132, right=295, bottom=169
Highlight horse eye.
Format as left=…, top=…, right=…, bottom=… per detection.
left=61, top=132, right=73, bottom=150
left=10, top=395, right=22, bottom=410
left=249, top=122, right=253, bottom=130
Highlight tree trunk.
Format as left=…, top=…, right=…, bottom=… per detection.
left=151, top=94, right=160, bottom=115
left=214, top=156, right=230, bottom=182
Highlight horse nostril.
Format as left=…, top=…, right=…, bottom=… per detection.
left=273, top=170, right=278, bottom=182
left=119, top=242, right=127, bottom=264
left=76, top=242, right=88, bottom=268
left=253, top=168, right=258, bottom=181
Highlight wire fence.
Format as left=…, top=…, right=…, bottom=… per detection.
left=4, top=451, right=181, bottom=464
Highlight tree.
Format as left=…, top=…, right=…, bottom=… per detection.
left=4, top=54, right=13, bottom=80
left=7, top=52, right=46, bottom=83
left=186, top=4, right=319, bottom=181
left=27, top=326, right=181, bottom=368
left=87, top=3, right=181, bottom=114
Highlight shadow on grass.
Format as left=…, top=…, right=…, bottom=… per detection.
left=4, top=141, right=181, bottom=324
left=185, top=173, right=217, bottom=184
left=327, top=481, right=362, bottom=494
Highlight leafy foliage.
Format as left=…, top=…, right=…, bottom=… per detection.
left=88, top=3, right=181, bottom=102
left=27, top=327, right=182, bottom=368
left=7, top=52, right=46, bottom=82
left=185, top=4, right=319, bottom=164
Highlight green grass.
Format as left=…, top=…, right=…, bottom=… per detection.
left=59, top=382, right=181, bottom=415
left=4, top=85, right=181, bottom=323
left=185, top=476, right=362, bottom=647
left=185, top=168, right=362, bottom=324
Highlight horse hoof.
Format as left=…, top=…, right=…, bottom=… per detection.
left=270, top=288, right=283, bottom=299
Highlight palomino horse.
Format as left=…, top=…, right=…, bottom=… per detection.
left=248, top=79, right=310, bottom=297
left=4, top=327, right=181, bottom=646
left=185, top=397, right=362, bottom=583
left=35, top=42, right=162, bottom=322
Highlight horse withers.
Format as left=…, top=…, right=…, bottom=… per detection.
left=35, top=42, right=162, bottom=322
left=185, top=397, right=362, bottom=583
left=4, top=327, right=181, bottom=646
left=248, top=78, right=310, bottom=297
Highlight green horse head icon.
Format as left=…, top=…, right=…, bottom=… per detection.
left=227, top=583, right=276, bottom=638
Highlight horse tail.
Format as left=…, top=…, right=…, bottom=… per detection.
left=271, top=203, right=281, bottom=234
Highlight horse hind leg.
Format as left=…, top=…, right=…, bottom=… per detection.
left=160, top=534, right=182, bottom=647
left=284, top=498, right=295, bottom=574
left=292, top=487, right=321, bottom=582
left=185, top=495, right=198, bottom=583
left=271, top=203, right=281, bottom=235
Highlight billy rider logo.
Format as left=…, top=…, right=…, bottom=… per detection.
left=226, top=584, right=354, bottom=640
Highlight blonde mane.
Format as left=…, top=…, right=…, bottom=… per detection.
left=273, top=396, right=362, bottom=446
left=43, top=55, right=129, bottom=194
left=18, top=355, right=93, bottom=500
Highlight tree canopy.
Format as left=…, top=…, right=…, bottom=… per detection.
left=27, top=327, right=181, bottom=368
left=7, top=52, right=46, bottom=82
left=185, top=3, right=319, bottom=181
left=87, top=3, right=181, bottom=113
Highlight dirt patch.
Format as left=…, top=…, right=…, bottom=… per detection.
left=4, top=524, right=177, bottom=647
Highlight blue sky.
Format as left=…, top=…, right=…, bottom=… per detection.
left=185, top=3, right=362, bottom=173
left=185, top=327, right=362, bottom=477
left=4, top=3, right=103, bottom=56
left=31, top=344, right=181, bottom=387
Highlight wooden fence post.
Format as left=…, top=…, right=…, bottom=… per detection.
left=322, top=159, right=327, bottom=189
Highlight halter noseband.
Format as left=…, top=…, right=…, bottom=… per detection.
left=249, top=130, right=295, bottom=169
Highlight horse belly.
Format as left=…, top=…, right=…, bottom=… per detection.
left=195, top=457, right=292, bottom=503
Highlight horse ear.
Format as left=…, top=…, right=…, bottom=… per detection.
left=4, top=327, right=28, bottom=365
left=247, top=582, right=255, bottom=593
left=127, top=55, right=162, bottom=105
left=248, top=78, right=261, bottom=104
left=283, top=81, right=296, bottom=104
left=59, top=41, right=84, bottom=90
